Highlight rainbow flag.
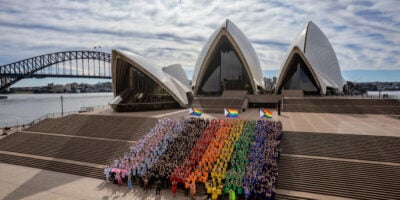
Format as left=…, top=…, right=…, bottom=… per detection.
left=259, top=108, right=272, bottom=118
left=189, top=108, right=202, bottom=116
left=224, top=108, right=239, bottom=118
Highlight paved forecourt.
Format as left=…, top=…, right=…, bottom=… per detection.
left=0, top=162, right=190, bottom=200
left=1, top=108, right=400, bottom=200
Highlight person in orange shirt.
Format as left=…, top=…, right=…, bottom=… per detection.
left=184, top=180, right=190, bottom=196
left=191, top=174, right=196, bottom=184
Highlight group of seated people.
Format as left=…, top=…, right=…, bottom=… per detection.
left=103, top=118, right=282, bottom=200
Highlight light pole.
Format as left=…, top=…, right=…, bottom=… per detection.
left=61, top=95, right=64, bottom=116
left=15, top=116, right=20, bottom=132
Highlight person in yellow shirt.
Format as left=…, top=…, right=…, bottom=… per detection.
left=211, top=187, right=218, bottom=200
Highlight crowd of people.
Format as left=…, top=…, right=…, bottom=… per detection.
left=145, top=118, right=208, bottom=193
left=170, top=119, right=220, bottom=196
left=242, top=120, right=282, bottom=200
left=223, top=121, right=255, bottom=196
left=207, top=120, right=244, bottom=199
left=103, top=118, right=282, bottom=200
left=104, top=118, right=185, bottom=186
left=189, top=120, right=232, bottom=187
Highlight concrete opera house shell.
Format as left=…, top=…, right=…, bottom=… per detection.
left=275, top=21, right=346, bottom=95
left=110, top=49, right=191, bottom=112
left=192, top=19, right=265, bottom=95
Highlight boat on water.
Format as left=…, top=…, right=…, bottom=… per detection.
left=0, top=95, right=8, bottom=99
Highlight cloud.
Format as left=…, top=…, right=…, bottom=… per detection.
left=0, top=0, right=399, bottom=76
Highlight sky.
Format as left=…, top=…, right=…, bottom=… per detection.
left=0, top=0, right=399, bottom=87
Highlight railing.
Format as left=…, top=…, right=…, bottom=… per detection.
left=29, top=105, right=111, bottom=124
left=29, top=111, right=79, bottom=126
left=0, top=111, right=78, bottom=135
left=79, top=104, right=111, bottom=113
left=283, top=94, right=399, bottom=100
left=0, top=104, right=111, bottom=131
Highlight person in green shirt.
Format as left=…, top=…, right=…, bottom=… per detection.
left=229, top=188, right=236, bottom=200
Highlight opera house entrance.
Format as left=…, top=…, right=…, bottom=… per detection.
left=197, top=36, right=253, bottom=96
left=277, top=53, right=320, bottom=95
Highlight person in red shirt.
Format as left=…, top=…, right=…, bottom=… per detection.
left=172, top=179, right=177, bottom=196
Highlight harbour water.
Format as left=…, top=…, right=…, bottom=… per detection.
left=0, top=93, right=113, bottom=128
left=367, top=91, right=400, bottom=98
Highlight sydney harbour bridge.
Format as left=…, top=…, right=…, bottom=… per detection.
left=0, top=50, right=111, bottom=92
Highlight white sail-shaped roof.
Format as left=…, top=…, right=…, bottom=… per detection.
left=111, top=49, right=190, bottom=107
left=162, top=64, right=190, bottom=88
left=275, top=21, right=346, bottom=95
left=192, top=19, right=265, bottom=94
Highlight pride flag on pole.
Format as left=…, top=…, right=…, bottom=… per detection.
left=224, top=108, right=239, bottom=118
left=189, top=108, right=202, bottom=116
left=259, top=108, right=272, bottom=118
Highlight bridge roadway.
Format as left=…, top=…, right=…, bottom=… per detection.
left=0, top=109, right=399, bottom=199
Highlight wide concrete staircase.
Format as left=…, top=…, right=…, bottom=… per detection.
left=191, top=90, right=248, bottom=113
left=282, top=98, right=400, bottom=114
left=0, top=114, right=157, bottom=179
left=26, top=114, right=157, bottom=140
left=277, top=131, right=400, bottom=199
left=0, top=153, right=102, bottom=179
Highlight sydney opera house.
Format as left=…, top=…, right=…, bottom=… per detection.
left=110, top=19, right=346, bottom=111
left=2, top=19, right=400, bottom=200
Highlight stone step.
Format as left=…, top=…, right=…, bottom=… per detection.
left=0, top=153, right=102, bottom=179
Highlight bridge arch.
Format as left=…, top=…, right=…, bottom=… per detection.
left=0, top=50, right=111, bottom=92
